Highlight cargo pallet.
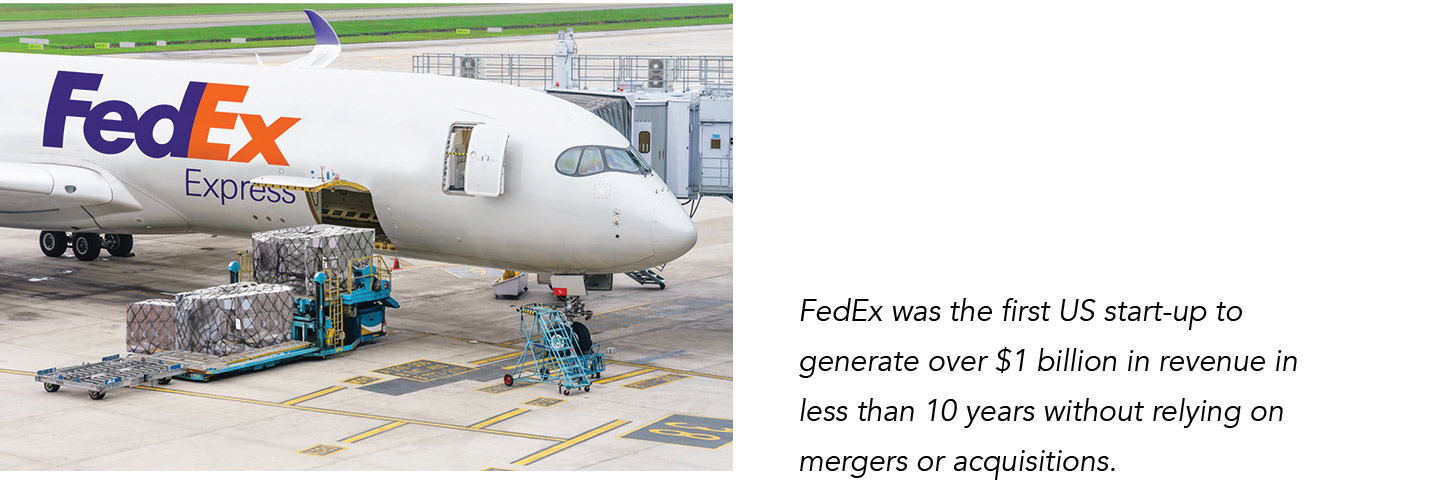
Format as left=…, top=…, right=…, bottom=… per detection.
left=35, top=254, right=398, bottom=399
left=34, top=355, right=185, bottom=400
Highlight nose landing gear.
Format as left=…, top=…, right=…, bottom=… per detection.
left=38, top=231, right=135, bottom=261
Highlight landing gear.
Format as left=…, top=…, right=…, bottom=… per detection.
left=103, top=234, right=133, bottom=257
left=39, top=231, right=67, bottom=257
left=39, top=232, right=134, bottom=260
left=562, top=296, right=593, bottom=321
left=71, top=233, right=101, bottom=261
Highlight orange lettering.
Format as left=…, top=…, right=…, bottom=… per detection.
left=230, top=114, right=300, bottom=165
left=187, top=83, right=248, bottom=161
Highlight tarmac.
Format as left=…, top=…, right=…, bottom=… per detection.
left=0, top=25, right=733, bottom=471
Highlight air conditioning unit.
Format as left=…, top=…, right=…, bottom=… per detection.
left=647, top=58, right=666, bottom=89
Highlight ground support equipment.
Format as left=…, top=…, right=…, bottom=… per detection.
left=503, top=305, right=606, bottom=395
left=35, top=354, right=185, bottom=400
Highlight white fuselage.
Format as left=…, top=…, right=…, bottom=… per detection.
left=0, top=52, right=696, bottom=273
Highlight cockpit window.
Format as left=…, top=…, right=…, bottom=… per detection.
left=555, top=145, right=653, bottom=177
left=605, top=149, right=639, bottom=173
left=579, top=147, right=605, bottom=175
left=556, top=147, right=581, bottom=175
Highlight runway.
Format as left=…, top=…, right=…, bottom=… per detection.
left=0, top=25, right=733, bottom=471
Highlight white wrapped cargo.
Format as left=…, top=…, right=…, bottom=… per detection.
left=126, top=299, right=178, bottom=354
left=251, top=225, right=375, bottom=296
left=174, top=283, right=294, bottom=356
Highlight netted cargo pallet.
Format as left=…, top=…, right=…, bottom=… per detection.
left=251, top=225, right=375, bottom=296
left=126, top=299, right=177, bottom=354
left=174, top=283, right=294, bottom=356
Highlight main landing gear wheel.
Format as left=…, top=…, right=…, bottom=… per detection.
left=503, top=374, right=514, bottom=387
left=72, top=233, right=101, bottom=261
left=104, top=234, right=133, bottom=257
left=43, top=383, right=59, bottom=393
left=39, top=231, right=68, bottom=257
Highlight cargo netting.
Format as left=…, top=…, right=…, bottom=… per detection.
left=251, top=225, right=375, bottom=296
left=173, top=283, right=294, bottom=356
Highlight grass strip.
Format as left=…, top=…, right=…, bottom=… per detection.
left=0, top=4, right=440, bottom=22
left=2, top=4, right=733, bottom=55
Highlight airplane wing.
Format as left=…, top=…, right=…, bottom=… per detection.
left=0, top=163, right=113, bottom=213
left=282, top=10, right=341, bottom=69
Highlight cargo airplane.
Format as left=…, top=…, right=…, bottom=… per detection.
left=0, top=11, right=697, bottom=293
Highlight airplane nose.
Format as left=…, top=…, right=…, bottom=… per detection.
left=651, top=201, right=698, bottom=262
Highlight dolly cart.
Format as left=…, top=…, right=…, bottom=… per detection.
left=35, top=355, right=185, bottom=400
left=502, top=305, right=606, bottom=395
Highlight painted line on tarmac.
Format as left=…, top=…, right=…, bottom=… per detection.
left=468, top=408, right=530, bottom=430
left=282, top=385, right=346, bottom=406
left=594, top=367, right=656, bottom=384
left=513, top=419, right=630, bottom=466
left=132, top=385, right=565, bottom=442
left=340, top=420, right=408, bottom=443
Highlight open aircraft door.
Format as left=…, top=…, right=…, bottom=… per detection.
left=444, top=124, right=509, bottom=197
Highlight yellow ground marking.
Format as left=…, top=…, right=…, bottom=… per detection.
left=282, top=385, right=346, bottom=406
left=594, top=367, right=656, bottom=384
left=298, top=444, right=346, bottom=456
left=622, top=373, right=690, bottom=390
left=1, top=368, right=32, bottom=376
left=513, top=419, right=630, bottom=466
left=469, top=351, right=522, bottom=365
left=524, top=397, right=565, bottom=408
left=468, top=408, right=529, bottom=430
left=607, top=360, right=732, bottom=381
left=340, top=420, right=407, bottom=443
left=133, top=386, right=565, bottom=442
left=340, top=375, right=381, bottom=385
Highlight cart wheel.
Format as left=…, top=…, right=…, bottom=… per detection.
left=658, top=283, right=666, bottom=290
left=541, top=367, right=549, bottom=379
left=503, top=374, right=514, bottom=387
left=562, top=387, right=570, bottom=396
left=43, top=383, right=59, bottom=392
left=157, top=377, right=171, bottom=385
left=88, top=391, right=105, bottom=400
left=584, top=385, right=591, bottom=393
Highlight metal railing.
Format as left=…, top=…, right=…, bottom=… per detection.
left=413, top=53, right=733, bottom=94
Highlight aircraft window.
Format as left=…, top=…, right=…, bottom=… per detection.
left=579, top=147, right=605, bottom=175
left=556, top=147, right=581, bottom=175
left=604, top=149, right=639, bottom=173
left=625, top=148, right=652, bottom=174
left=556, top=145, right=653, bottom=177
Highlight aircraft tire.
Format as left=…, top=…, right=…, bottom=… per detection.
left=104, top=234, right=133, bottom=257
left=72, top=233, right=101, bottom=261
left=571, top=322, right=593, bottom=354
left=39, top=231, right=68, bottom=257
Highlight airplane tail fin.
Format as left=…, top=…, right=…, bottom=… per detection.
left=282, top=9, right=341, bottom=69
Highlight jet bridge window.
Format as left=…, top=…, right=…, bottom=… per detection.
left=555, top=146, right=652, bottom=177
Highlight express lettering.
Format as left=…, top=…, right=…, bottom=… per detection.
left=185, top=168, right=297, bottom=206
left=43, top=71, right=300, bottom=165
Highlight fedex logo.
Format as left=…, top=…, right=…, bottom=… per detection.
left=43, top=71, right=300, bottom=166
